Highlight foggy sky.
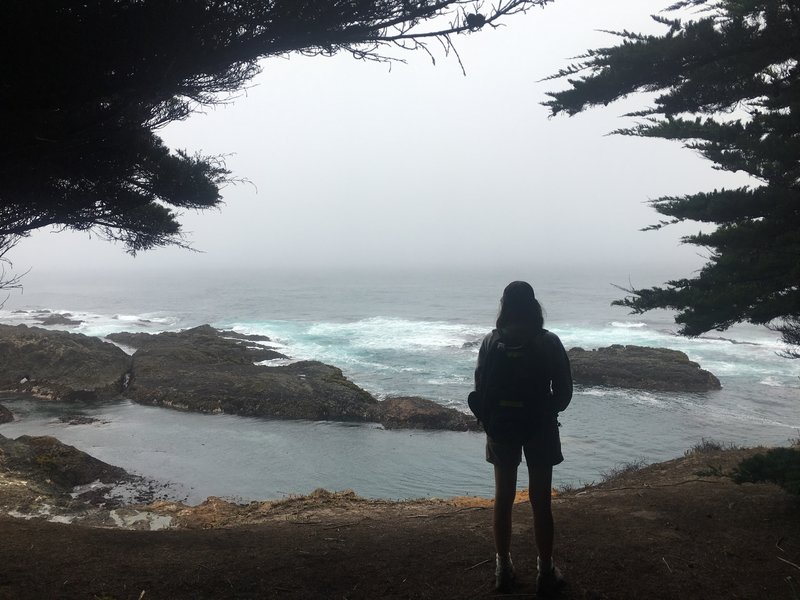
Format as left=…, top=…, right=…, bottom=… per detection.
left=12, top=0, right=754, bottom=276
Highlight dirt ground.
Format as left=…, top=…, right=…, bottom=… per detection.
left=0, top=446, right=798, bottom=599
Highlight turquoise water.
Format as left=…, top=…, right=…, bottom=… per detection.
left=0, top=266, right=797, bottom=503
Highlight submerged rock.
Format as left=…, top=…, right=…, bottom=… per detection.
left=0, top=403, right=12, bottom=423
left=568, top=345, right=721, bottom=392
left=58, top=415, right=101, bottom=426
left=0, top=324, right=131, bottom=401
left=377, top=397, right=480, bottom=431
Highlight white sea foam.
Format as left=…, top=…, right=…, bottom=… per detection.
left=304, top=317, right=486, bottom=351
left=577, top=388, right=610, bottom=397
left=229, top=318, right=485, bottom=363
left=630, top=394, right=667, bottom=408
left=425, top=375, right=470, bottom=386
left=0, top=307, right=177, bottom=337
left=610, top=321, right=647, bottom=328
left=114, top=314, right=146, bottom=322
left=257, top=358, right=301, bottom=367
left=594, top=387, right=667, bottom=408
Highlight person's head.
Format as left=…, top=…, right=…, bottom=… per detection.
left=496, top=280, right=544, bottom=331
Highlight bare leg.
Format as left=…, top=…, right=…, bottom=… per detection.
left=528, top=464, right=554, bottom=566
left=493, top=464, right=518, bottom=557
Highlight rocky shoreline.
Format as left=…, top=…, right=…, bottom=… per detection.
left=1, top=325, right=791, bottom=600
left=0, top=427, right=784, bottom=536
left=0, top=323, right=721, bottom=434
left=0, top=324, right=478, bottom=431
left=0, top=432, right=175, bottom=529
left=1, top=442, right=795, bottom=600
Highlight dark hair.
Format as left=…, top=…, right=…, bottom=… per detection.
left=496, top=280, right=544, bottom=331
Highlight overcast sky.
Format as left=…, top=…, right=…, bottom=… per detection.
left=13, top=0, right=753, bottom=276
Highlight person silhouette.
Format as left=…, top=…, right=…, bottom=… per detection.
left=474, top=281, right=572, bottom=595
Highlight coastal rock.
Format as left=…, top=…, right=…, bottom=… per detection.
left=0, top=324, right=132, bottom=401
left=36, top=312, right=83, bottom=326
left=568, top=345, right=721, bottom=392
left=0, top=433, right=127, bottom=489
left=106, top=324, right=285, bottom=362
left=0, top=404, right=12, bottom=423
left=219, top=329, right=272, bottom=342
left=119, top=326, right=378, bottom=421
left=0, top=324, right=477, bottom=430
left=377, top=397, right=480, bottom=432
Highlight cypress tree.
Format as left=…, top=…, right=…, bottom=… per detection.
left=545, top=0, right=800, bottom=357
left=0, top=0, right=548, bottom=278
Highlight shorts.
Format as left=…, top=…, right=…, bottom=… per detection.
left=485, top=418, right=563, bottom=467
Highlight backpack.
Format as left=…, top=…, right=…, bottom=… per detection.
left=476, top=330, right=554, bottom=445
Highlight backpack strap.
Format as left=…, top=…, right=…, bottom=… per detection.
left=469, top=330, right=502, bottom=426
left=478, top=329, right=502, bottom=394
left=479, top=330, right=505, bottom=419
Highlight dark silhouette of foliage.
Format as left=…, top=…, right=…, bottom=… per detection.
left=733, top=447, right=800, bottom=495
left=544, top=0, right=800, bottom=357
left=0, top=0, right=549, bottom=282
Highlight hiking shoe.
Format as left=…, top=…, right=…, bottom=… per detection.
left=536, top=561, right=565, bottom=597
left=495, top=554, right=515, bottom=593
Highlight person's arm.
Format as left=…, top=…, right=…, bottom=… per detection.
left=550, top=335, right=573, bottom=413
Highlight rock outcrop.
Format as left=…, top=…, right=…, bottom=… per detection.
left=106, top=324, right=286, bottom=362
left=0, top=324, right=131, bottom=401
left=0, top=322, right=725, bottom=426
left=36, top=313, right=83, bottom=326
left=112, top=326, right=379, bottom=422
left=111, top=327, right=480, bottom=429
left=377, top=397, right=480, bottom=431
left=0, top=404, right=12, bottom=423
left=0, top=324, right=486, bottom=430
left=568, top=345, right=721, bottom=392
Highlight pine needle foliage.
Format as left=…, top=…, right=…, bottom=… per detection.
left=544, top=0, right=800, bottom=357
left=0, top=0, right=549, bottom=277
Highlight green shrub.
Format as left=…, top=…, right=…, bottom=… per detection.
left=684, top=438, right=738, bottom=457
left=732, top=448, right=800, bottom=495
left=600, top=458, right=648, bottom=483
left=694, top=464, right=725, bottom=478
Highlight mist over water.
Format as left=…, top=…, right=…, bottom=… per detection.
left=0, top=266, right=797, bottom=503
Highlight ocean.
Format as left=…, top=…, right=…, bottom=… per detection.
left=0, top=265, right=797, bottom=504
